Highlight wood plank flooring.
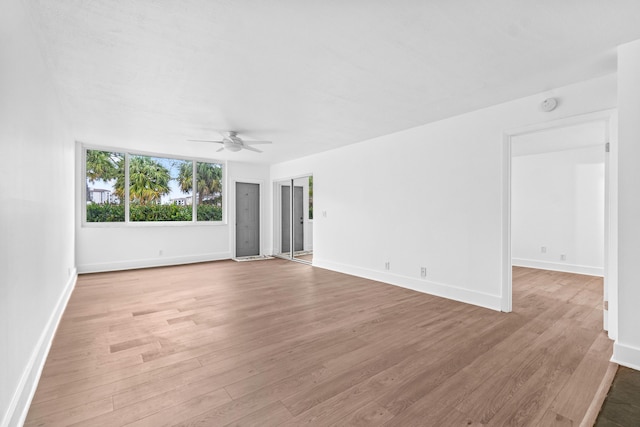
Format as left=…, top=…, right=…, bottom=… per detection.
left=25, top=262, right=612, bottom=426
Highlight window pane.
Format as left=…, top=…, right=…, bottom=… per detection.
left=86, top=149, right=124, bottom=222
left=129, top=155, right=193, bottom=222
left=195, top=162, right=223, bottom=221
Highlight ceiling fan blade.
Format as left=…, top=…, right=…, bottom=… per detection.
left=188, top=139, right=224, bottom=144
left=216, top=147, right=225, bottom=152
left=244, top=140, right=272, bottom=145
left=242, top=145, right=263, bottom=153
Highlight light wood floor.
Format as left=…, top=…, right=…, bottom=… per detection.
left=25, top=261, right=612, bottom=426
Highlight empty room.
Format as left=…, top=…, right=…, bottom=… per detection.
left=3, top=1, right=640, bottom=426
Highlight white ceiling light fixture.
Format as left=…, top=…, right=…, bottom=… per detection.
left=540, top=97, right=558, bottom=112
left=188, top=131, right=272, bottom=153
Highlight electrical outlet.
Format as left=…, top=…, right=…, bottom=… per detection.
left=541, top=246, right=547, bottom=253
left=159, top=249, right=163, bottom=256
left=420, top=267, right=427, bottom=278
left=322, top=210, right=327, bottom=218
left=384, top=261, right=390, bottom=270
left=560, top=254, right=566, bottom=261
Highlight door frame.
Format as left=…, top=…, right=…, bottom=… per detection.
left=281, top=185, right=304, bottom=253
left=232, top=179, right=263, bottom=258
left=501, top=109, right=617, bottom=337
left=280, top=184, right=292, bottom=254
left=273, top=173, right=313, bottom=264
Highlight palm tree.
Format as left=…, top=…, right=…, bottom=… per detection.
left=86, top=150, right=123, bottom=204
left=178, top=162, right=222, bottom=206
left=177, top=161, right=193, bottom=195
left=114, top=156, right=171, bottom=204
left=86, top=150, right=121, bottom=183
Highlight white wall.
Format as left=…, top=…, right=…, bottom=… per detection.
left=76, top=158, right=270, bottom=273
left=271, top=74, right=617, bottom=311
left=0, top=0, right=76, bottom=425
left=614, top=39, right=640, bottom=370
left=512, top=146, right=605, bottom=276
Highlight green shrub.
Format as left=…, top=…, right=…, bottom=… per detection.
left=86, top=203, right=125, bottom=222
left=86, top=203, right=222, bottom=222
left=129, top=204, right=192, bottom=221
left=197, top=204, right=222, bottom=221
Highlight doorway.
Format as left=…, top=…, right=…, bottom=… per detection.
left=276, top=175, right=313, bottom=264
left=502, top=111, right=616, bottom=336
left=235, top=182, right=260, bottom=258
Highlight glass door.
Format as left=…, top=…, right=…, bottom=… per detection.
left=277, top=175, right=313, bottom=264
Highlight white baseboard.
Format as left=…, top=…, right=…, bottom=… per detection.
left=77, top=252, right=232, bottom=274
left=3, top=269, right=77, bottom=427
left=612, top=341, right=640, bottom=371
left=512, top=258, right=603, bottom=277
left=313, top=258, right=502, bottom=311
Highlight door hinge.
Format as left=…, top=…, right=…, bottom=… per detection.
left=605, top=142, right=610, bottom=153
left=604, top=300, right=609, bottom=311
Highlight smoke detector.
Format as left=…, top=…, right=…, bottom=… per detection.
left=540, top=98, right=558, bottom=112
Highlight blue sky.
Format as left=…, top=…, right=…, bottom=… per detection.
left=87, top=155, right=193, bottom=204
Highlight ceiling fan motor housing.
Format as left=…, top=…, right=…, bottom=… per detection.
left=224, top=132, right=243, bottom=151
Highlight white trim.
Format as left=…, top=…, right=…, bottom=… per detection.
left=612, top=342, right=640, bottom=371
left=501, top=130, right=513, bottom=312
left=313, top=258, right=502, bottom=311
left=3, top=269, right=78, bottom=427
left=502, top=109, right=617, bottom=321
left=511, top=258, right=604, bottom=277
left=503, top=109, right=617, bottom=138
left=77, top=252, right=231, bottom=274
left=232, top=179, right=264, bottom=258
left=79, top=141, right=226, bottom=167
left=273, top=180, right=285, bottom=256
left=124, top=151, right=130, bottom=222
left=80, top=142, right=227, bottom=227
left=605, top=113, right=619, bottom=340
left=80, top=221, right=228, bottom=229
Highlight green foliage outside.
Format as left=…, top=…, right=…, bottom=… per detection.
left=124, top=156, right=172, bottom=204
left=197, top=204, right=222, bottom=221
left=86, top=149, right=223, bottom=223
left=86, top=203, right=125, bottom=222
left=86, top=149, right=121, bottom=182
left=87, top=203, right=222, bottom=222
left=178, top=162, right=223, bottom=205
left=130, top=204, right=192, bottom=222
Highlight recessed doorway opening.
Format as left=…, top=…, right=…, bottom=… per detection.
left=503, top=111, right=617, bottom=338
left=275, top=174, right=313, bottom=264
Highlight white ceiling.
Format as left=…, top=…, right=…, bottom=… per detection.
left=29, top=0, right=640, bottom=164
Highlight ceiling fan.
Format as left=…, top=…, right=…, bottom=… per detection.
left=188, top=131, right=272, bottom=153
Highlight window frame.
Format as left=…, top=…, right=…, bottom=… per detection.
left=82, top=145, right=227, bottom=227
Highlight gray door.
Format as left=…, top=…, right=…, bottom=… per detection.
left=281, top=185, right=303, bottom=253
left=281, top=185, right=291, bottom=253
left=236, top=182, right=260, bottom=257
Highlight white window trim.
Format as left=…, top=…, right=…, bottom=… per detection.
left=82, top=144, right=227, bottom=227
